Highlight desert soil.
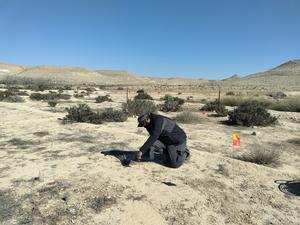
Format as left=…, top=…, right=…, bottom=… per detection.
left=0, top=89, right=299, bottom=225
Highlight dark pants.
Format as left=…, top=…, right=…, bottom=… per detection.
left=151, top=140, right=189, bottom=168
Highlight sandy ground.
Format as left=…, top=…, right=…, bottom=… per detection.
left=0, top=89, right=299, bottom=225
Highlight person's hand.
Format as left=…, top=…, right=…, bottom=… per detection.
left=136, top=151, right=143, bottom=161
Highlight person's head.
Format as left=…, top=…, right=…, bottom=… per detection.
left=137, top=112, right=151, bottom=127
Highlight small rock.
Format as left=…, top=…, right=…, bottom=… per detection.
left=69, top=208, right=76, bottom=215
left=251, top=132, right=256, bottom=136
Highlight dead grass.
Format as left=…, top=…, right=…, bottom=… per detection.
left=236, top=144, right=281, bottom=167
left=174, top=111, right=204, bottom=124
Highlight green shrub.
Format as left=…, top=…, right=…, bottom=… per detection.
left=99, top=108, right=128, bottom=122
left=48, top=100, right=58, bottom=107
left=160, top=95, right=185, bottom=112
left=30, top=93, right=71, bottom=101
left=95, top=95, right=112, bottom=103
left=237, top=144, right=281, bottom=166
left=134, top=89, right=153, bottom=100
left=174, top=111, right=203, bottom=124
left=123, top=99, right=157, bottom=116
left=62, top=104, right=128, bottom=124
left=228, top=100, right=277, bottom=126
left=62, top=104, right=102, bottom=124
left=201, top=100, right=228, bottom=116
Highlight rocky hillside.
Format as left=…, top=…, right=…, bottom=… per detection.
left=0, top=63, right=147, bottom=85
left=221, top=60, right=300, bottom=91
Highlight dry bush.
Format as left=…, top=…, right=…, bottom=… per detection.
left=134, top=89, right=153, bottom=100
left=201, top=100, right=228, bottom=116
left=48, top=100, right=58, bottom=107
left=226, top=91, right=235, bottom=96
left=95, top=95, right=112, bottom=103
left=122, top=99, right=157, bottom=116
left=221, top=96, right=272, bottom=107
left=228, top=100, right=277, bottom=126
left=269, top=97, right=300, bottom=112
left=2, top=95, right=24, bottom=103
left=160, top=94, right=185, bottom=112
left=237, top=144, right=281, bottom=166
left=62, top=104, right=102, bottom=124
left=30, top=93, right=71, bottom=101
left=174, top=111, right=203, bottom=124
left=62, top=104, right=127, bottom=124
left=99, top=108, right=128, bottom=122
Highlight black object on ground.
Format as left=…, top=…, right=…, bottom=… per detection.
left=275, top=180, right=300, bottom=197
left=162, top=181, right=177, bottom=186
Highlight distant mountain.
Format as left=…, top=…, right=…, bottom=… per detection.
left=222, top=74, right=240, bottom=81
left=0, top=63, right=146, bottom=85
left=220, top=60, right=300, bottom=91
left=0, top=60, right=299, bottom=91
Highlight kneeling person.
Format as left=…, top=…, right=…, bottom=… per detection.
left=136, top=112, right=190, bottom=168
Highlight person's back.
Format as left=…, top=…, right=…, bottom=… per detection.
left=145, top=113, right=187, bottom=146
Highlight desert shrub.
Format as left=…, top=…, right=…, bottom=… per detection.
left=62, top=104, right=103, bottom=124
left=30, top=93, right=71, bottom=101
left=160, top=95, right=185, bottom=112
left=98, top=108, right=128, bottom=122
left=123, top=99, right=157, bottom=116
left=0, top=90, right=15, bottom=101
left=268, top=97, right=300, bottom=112
left=117, top=86, right=124, bottom=90
left=48, top=100, right=58, bottom=107
left=134, top=89, right=153, bottom=100
left=201, top=100, right=228, bottom=116
left=95, top=95, right=112, bottom=103
left=174, top=111, right=203, bottom=124
left=237, top=145, right=281, bottom=166
left=226, top=91, right=235, bottom=96
left=228, top=100, right=277, bottom=126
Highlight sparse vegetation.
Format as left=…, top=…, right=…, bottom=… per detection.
left=228, top=100, right=277, bottom=126
left=134, top=89, right=153, bottom=100
left=30, top=93, right=71, bottom=101
left=201, top=100, right=228, bottom=116
left=268, top=97, right=300, bottom=112
left=160, top=94, right=185, bottom=112
left=122, top=99, right=157, bottom=116
left=237, top=144, right=281, bottom=166
left=95, top=95, right=112, bottom=103
left=174, top=111, right=203, bottom=124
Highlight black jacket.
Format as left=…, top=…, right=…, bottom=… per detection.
left=139, top=113, right=187, bottom=153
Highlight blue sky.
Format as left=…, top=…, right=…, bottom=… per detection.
left=0, top=0, right=299, bottom=79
